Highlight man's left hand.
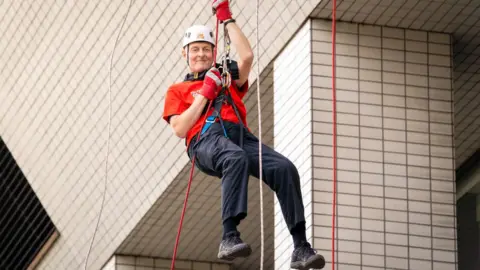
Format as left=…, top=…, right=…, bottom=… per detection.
left=212, top=0, right=232, bottom=22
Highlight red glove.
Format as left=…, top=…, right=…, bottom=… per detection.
left=212, top=0, right=232, bottom=22
left=198, top=68, right=222, bottom=100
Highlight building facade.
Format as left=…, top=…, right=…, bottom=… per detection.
left=1, top=0, right=479, bottom=269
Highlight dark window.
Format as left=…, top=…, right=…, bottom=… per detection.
left=457, top=193, right=480, bottom=270
left=0, top=136, right=58, bottom=270
left=456, top=149, right=480, bottom=270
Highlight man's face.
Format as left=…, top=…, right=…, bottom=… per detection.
left=183, top=42, right=214, bottom=72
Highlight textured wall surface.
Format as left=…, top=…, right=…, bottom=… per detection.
left=273, top=21, right=314, bottom=270
left=0, top=0, right=321, bottom=269
left=311, top=0, right=480, bottom=169
left=104, top=255, right=231, bottom=270
left=2, top=0, right=474, bottom=269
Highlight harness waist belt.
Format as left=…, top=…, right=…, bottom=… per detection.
left=200, top=92, right=227, bottom=136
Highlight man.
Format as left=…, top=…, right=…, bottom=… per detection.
left=162, top=1, right=325, bottom=269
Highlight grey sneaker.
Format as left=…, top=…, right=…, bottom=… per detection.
left=291, top=242, right=325, bottom=270
left=217, top=231, right=252, bottom=261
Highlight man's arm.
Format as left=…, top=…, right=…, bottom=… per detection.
left=170, top=96, right=208, bottom=138
left=226, top=22, right=253, bottom=88
left=166, top=68, right=222, bottom=138
left=213, top=0, right=253, bottom=88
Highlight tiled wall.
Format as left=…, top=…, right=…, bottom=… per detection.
left=310, top=19, right=457, bottom=270
left=1, top=0, right=462, bottom=269
left=273, top=21, right=313, bottom=270
left=106, top=255, right=231, bottom=270
left=273, top=18, right=457, bottom=269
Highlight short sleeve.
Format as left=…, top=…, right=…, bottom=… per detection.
left=235, top=80, right=249, bottom=99
left=162, top=86, right=188, bottom=124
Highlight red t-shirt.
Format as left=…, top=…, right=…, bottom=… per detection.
left=163, top=80, right=249, bottom=148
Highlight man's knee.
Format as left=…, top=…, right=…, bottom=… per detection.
left=277, top=158, right=299, bottom=178
left=223, top=149, right=248, bottom=168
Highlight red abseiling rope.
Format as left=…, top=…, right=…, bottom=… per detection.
left=170, top=19, right=220, bottom=270
left=331, top=0, right=338, bottom=269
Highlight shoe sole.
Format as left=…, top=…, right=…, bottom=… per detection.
left=290, top=254, right=326, bottom=270
left=217, top=243, right=252, bottom=261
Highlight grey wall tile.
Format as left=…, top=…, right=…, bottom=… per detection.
left=310, top=19, right=455, bottom=269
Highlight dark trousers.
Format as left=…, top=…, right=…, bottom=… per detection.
left=187, top=121, right=305, bottom=232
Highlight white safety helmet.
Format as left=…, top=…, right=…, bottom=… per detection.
left=183, top=25, right=215, bottom=48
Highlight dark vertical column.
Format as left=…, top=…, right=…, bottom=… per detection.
left=457, top=193, right=479, bottom=270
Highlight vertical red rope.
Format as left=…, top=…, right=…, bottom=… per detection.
left=331, top=0, right=337, bottom=270
left=170, top=155, right=197, bottom=270
left=170, top=19, right=220, bottom=270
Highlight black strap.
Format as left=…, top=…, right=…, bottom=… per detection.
left=183, top=61, right=239, bottom=82
left=225, top=93, right=244, bottom=127
left=183, top=63, right=223, bottom=82
left=201, top=87, right=227, bottom=117
left=224, top=92, right=245, bottom=147
left=211, top=89, right=227, bottom=117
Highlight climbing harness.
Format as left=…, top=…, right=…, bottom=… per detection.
left=84, top=0, right=133, bottom=269
left=200, top=25, right=244, bottom=143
